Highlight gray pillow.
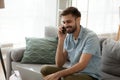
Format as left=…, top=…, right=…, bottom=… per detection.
left=101, top=39, right=120, bottom=76
left=21, top=37, right=58, bottom=64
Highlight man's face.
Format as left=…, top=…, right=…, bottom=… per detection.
left=61, top=14, right=77, bottom=34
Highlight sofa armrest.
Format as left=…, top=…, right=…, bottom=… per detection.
left=6, top=49, right=12, bottom=80
left=11, top=47, right=25, bottom=62
left=6, top=47, right=25, bottom=80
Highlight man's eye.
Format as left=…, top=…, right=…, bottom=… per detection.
left=62, top=20, right=72, bottom=24
left=62, top=21, right=65, bottom=24
left=67, top=21, right=72, bottom=23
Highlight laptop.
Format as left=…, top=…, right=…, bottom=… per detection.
left=16, top=65, right=44, bottom=80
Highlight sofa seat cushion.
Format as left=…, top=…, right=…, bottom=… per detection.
left=101, top=71, right=120, bottom=80
left=12, top=61, right=70, bottom=74
left=101, top=39, right=120, bottom=77
left=12, top=62, right=44, bottom=73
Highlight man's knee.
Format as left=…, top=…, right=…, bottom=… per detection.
left=40, top=65, right=52, bottom=76
left=40, top=65, right=66, bottom=76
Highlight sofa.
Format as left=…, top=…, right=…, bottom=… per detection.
left=6, top=27, right=120, bottom=80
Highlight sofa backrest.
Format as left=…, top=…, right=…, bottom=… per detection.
left=100, top=38, right=120, bottom=78
left=45, top=26, right=58, bottom=38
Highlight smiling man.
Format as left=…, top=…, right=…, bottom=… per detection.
left=40, top=7, right=101, bottom=80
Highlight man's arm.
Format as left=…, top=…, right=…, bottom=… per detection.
left=56, top=53, right=92, bottom=77
left=55, top=38, right=68, bottom=67
left=55, top=26, right=68, bottom=67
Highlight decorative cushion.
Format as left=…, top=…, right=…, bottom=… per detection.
left=21, top=37, right=58, bottom=64
left=101, top=39, right=120, bottom=77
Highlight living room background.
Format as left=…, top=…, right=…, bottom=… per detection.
left=0, top=0, right=120, bottom=47
left=0, top=0, right=57, bottom=47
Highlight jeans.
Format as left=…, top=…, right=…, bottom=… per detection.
left=40, top=65, right=98, bottom=80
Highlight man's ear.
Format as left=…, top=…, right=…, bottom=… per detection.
left=76, top=17, right=81, bottom=23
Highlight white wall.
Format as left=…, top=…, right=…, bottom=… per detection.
left=44, top=0, right=57, bottom=27
left=32, top=0, right=57, bottom=37
left=0, top=0, right=57, bottom=45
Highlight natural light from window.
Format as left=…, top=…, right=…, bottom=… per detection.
left=72, top=0, right=120, bottom=34
left=0, top=0, right=57, bottom=47
left=0, top=0, right=120, bottom=46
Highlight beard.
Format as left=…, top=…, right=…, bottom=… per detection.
left=66, top=23, right=77, bottom=34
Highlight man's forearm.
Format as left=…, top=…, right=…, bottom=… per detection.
left=56, top=62, right=86, bottom=77
left=55, top=39, right=65, bottom=67
left=56, top=53, right=92, bottom=77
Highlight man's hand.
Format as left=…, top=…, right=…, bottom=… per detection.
left=58, top=25, right=67, bottom=40
left=44, top=72, right=61, bottom=80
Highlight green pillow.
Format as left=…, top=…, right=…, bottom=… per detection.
left=21, top=37, right=58, bottom=64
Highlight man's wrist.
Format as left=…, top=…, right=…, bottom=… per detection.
left=58, top=39, right=64, bottom=45
left=56, top=69, right=68, bottom=78
left=59, top=38, right=65, bottom=41
left=55, top=71, right=63, bottom=79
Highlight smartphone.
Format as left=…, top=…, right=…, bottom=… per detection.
left=62, top=26, right=66, bottom=34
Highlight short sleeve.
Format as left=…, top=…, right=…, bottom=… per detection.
left=82, top=34, right=100, bottom=55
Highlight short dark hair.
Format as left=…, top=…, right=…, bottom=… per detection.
left=60, top=7, right=81, bottom=18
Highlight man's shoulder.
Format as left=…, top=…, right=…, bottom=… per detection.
left=84, top=27, right=96, bottom=35
left=83, top=28, right=98, bottom=39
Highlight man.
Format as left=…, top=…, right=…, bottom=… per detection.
left=41, top=7, right=101, bottom=80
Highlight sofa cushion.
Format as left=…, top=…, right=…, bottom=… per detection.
left=21, top=37, right=58, bottom=64
left=101, top=39, right=120, bottom=77
left=11, top=47, right=25, bottom=62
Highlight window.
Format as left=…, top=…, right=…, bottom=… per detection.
left=72, top=0, right=120, bottom=34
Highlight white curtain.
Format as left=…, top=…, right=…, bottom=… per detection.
left=0, top=0, right=57, bottom=46
left=72, top=0, right=120, bottom=34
